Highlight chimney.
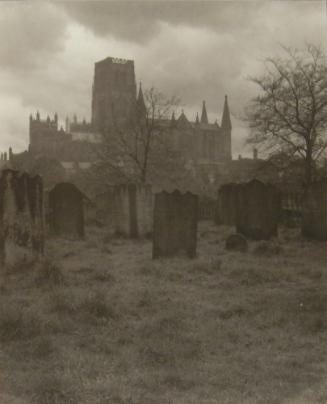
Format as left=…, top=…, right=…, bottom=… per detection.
left=253, top=148, right=258, bottom=160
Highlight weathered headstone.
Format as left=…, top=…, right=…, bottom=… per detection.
left=48, top=182, right=84, bottom=238
left=152, top=190, right=198, bottom=259
left=0, top=169, right=44, bottom=267
left=302, top=179, right=327, bottom=240
left=236, top=179, right=281, bottom=240
left=216, top=183, right=240, bottom=225
left=113, top=184, right=153, bottom=237
left=95, top=188, right=115, bottom=225
left=225, top=233, right=248, bottom=252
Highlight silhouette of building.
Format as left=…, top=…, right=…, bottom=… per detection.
left=92, top=57, right=137, bottom=132
left=27, top=55, right=233, bottom=182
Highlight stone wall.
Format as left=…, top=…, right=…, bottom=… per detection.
left=152, top=190, right=198, bottom=258
left=0, top=169, right=44, bottom=267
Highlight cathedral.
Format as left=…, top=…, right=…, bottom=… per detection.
left=27, top=56, right=232, bottom=178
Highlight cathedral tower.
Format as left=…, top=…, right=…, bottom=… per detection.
left=91, top=57, right=137, bottom=133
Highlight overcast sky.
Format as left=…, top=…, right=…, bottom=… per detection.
left=0, top=0, right=326, bottom=157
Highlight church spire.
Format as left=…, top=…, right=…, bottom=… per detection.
left=201, top=100, right=208, bottom=124
left=136, top=81, right=146, bottom=120
left=221, top=95, right=232, bottom=130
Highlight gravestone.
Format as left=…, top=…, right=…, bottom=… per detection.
left=0, top=169, right=44, bottom=267
left=48, top=182, right=84, bottom=238
left=216, top=183, right=240, bottom=225
left=152, top=190, right=198, bottom=259
left=236, top=179, right=281, bottom=240
left=113, top=184, right=153, bottom=237
left=302, top=179, right=327, bottom=240
left=95, top=188, right=115, bottom=225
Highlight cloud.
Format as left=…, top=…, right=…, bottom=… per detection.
left=0, top=2, right=68, bottom=72
left=0, top=0, right=326, bottom=158
left=58, top=1, right=265, bottom=44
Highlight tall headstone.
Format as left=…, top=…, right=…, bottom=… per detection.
left=302, top=179, right=327, bottom=240
left=113, top=184, right=153, bottom=237
left=216, top=183, right=240, bottom=225
left=95, top=188, right=115, bottom=225
left=48, top=182, right=84, bottom=238
left=236, top=179, right=281, bottom=240
left=152, top=190, right=198, bottom=259
left=0, top=169, right=44, bottom=267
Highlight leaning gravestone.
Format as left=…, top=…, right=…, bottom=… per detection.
left=0, top=169, right=44, bottom=267
left=302, top=179, right=327, bottom=240
left=216, top=183, right=240, bottom=225
left=152, top=190, right=198, bottom=258
left=113, top=183, right=153, bottom=238
left=236, top=179, right=281, bottom=240
left=48, top=182, right=84, bottom=238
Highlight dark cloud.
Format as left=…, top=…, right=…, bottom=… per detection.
left=0, top=0, right=325, bottom=157
left=57, top=0, right=265, bottom=43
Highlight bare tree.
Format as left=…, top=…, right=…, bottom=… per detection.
left=246, top=44, right=327, bottom=185
left=92, top=86, right=188, bottom=186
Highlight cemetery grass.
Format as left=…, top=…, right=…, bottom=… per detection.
left=0, top=223, right=327, bottom=403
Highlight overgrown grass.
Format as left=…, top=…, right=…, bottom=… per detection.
left=0, top=302, right=42, bottom=343
left=31, top=374, right=80, bottom=404
left=1, top=223, right=327, bottom=403
left=34, top=258, right=64, bottom=287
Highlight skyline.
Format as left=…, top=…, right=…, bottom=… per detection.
left=0, top=0, right=326, bottom=157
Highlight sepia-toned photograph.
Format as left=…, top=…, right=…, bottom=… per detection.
left=0, top=1, right=327, bottom=403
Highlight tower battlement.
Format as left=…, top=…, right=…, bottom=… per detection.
left=30, top=112, right=58, bottom=130
left=66, top=116, right=93, bottom=133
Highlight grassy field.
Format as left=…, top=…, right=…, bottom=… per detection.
left=0, top=221, right=327, bottom=404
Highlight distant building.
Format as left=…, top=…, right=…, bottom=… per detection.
left=92, top=57, right=137, bottom=132
left=26, top=56, right=233, bottom=186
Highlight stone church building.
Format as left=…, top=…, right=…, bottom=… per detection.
left=27, top=56, right=233, bottom=182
